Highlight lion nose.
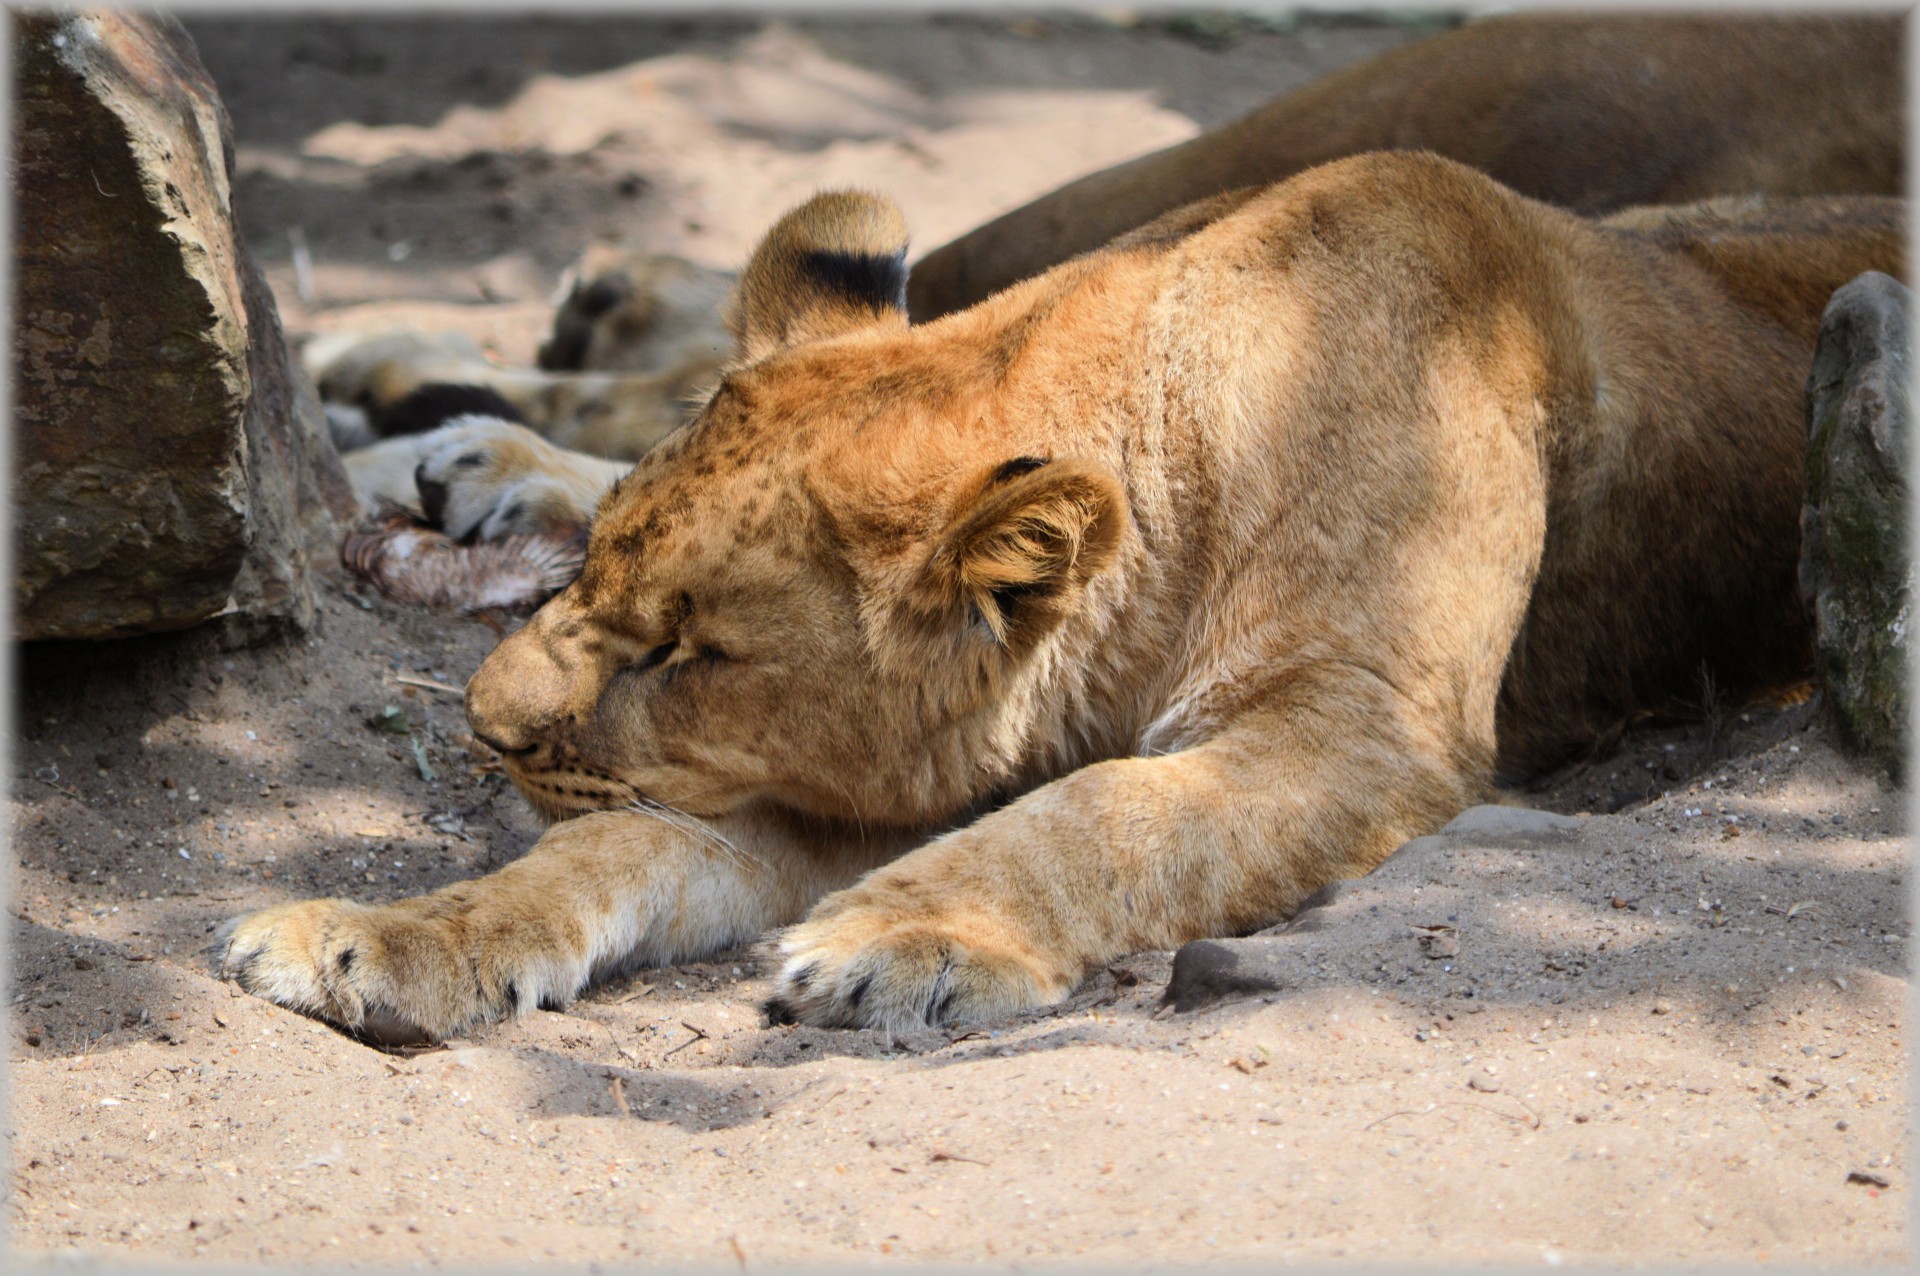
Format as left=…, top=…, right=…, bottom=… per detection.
left=468, top=725, right=531, bottom=757
left=464, top=635, right=549, bottom=755
left=465, top=662, right=538, bottom=754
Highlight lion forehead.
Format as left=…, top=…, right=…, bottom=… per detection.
left=580, top=456, right=825, bottom=601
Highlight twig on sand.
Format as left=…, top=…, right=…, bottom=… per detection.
left=391, top=672, right=467, bottom=696
left=1364, top=1098, right=1540, bottom=1132
left=664, top=1021, right=711, bottom=1058
left=32, top=774, right=82, bottom=801
left=930, top=1147, right=990, bottom=1166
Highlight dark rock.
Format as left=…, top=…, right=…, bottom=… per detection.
left=1799, top=271, right=1911, bottom=776
left=1290, top=878, right=1348, bottom=915
left=1161, top=939, right=1284, bottom=1013
left=10, top=12, right=353, bottom=642
left=1375, top=805, right=1581, bottom=875
left=1280, top=880, right=1346, bottom=934
left=1437, top=804, right=1584, bottom=842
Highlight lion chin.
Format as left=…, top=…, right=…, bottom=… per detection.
left=474, top=752, right=634, bottom=819
left=222, top=151, right=1903, bottom=1043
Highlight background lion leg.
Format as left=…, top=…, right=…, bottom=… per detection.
left=221, top=808, right=900, bottom=1044
left=769, top=664, right=1482, bottom=1031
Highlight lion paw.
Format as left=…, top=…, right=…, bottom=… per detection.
left=412, top=418, right=620, bottom=543
left=765, top=899, right=1070, bottom=1032
left=217, top=895, right=587, bottom=1046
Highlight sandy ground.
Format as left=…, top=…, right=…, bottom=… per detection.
left=7, top=11, right=1912, bottom=1269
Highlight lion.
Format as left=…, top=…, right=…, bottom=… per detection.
left=307, top=247, right=732, bottom=477
left=220, top=156, right=1903, bottom=1043
left=907, top=10, right=1905, bottom=318
left=312, top=254, right=726, bottom=533
left=309, top=10, right=1901, bottom=518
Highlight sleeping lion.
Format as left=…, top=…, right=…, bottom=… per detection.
left=313, top=10, right=1900, bottom=526
left=222, top=152, right=1904, bottom=1041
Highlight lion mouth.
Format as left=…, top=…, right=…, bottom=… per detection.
left=502, top=765, right=640, bottom=821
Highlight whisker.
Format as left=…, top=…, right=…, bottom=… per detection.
left=826, top=775, right=868, bottom=843
left=622, top=796, right=765, bottom=874
left=646, top=786, right=753, bottom=857
left=619, top=802, right=721, bottom=862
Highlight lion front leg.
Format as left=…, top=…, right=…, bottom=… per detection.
left=769, top=679, right=1481, bottom=1031
left=220, top=809, right=890, bottom=1045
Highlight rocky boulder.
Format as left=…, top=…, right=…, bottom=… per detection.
left=11, top=11, right=354, bottom=642
left=1799, top=271, right=1911, bottom=778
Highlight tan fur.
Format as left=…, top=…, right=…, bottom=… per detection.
left=225, top=160, right=1905, bottom=1041
left=907, top=12, right=1904, bottom=318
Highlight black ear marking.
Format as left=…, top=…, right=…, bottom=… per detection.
left=800, top=247, right=909, bottom=315
left=991, top=456, right=1050, bottom=484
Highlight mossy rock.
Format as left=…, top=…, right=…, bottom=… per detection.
left=1799, top=271, right=1910, bottom=778
left=11, top=12, right=352, bottom=642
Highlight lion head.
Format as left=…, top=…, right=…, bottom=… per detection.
left=463, top=191, right=1130, bottom=829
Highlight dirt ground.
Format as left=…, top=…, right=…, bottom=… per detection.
left=7, top=11, right=1912, bottom=1269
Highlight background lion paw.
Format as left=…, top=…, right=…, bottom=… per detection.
left=412, top=419, right=609, bottom=543
left=764, top=903, right=1069, bottom=1032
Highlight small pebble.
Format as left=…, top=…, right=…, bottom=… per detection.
left=1652, top=999, right=1672, bottom=1015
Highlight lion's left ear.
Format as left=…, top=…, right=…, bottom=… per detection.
left=921, top=458, right=1126, bottom=648
left=727, top=190, right=910, bottom=364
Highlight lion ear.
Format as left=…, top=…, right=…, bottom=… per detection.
left=726, top=190, right=910, bottom=363
left=922, top=458, right=1126, bottom=648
